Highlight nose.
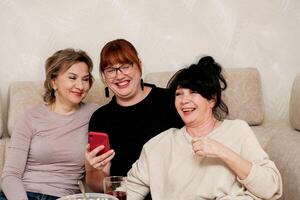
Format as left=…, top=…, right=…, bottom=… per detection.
left=115, top=68, right=125, bottom=79
left=75, top=79, right=84, bottom=90
left=180, top=94, right=191, bottom=104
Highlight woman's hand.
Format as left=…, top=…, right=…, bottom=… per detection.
left=192, top=137, right=252, bottom=180
left=85, top=144, right=115, bottom=171
left=85, top=144, right=115, bottom=192
left=192, top=137, right=226, bottom=158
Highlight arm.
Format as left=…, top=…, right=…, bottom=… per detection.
left=238, top=130, right=282, bottom=199
left=127, top=148, right=150, bottom=200
left=192, top=137, right=252, bottom=180
left=192, top=122, right=282, bottom=199
left=1, top=114, right=32, bottom=200
left=85, top=144, right=115, bottom=192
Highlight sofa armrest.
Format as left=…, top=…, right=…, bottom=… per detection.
left=265, top=122, right=300, bottom=200
left=289, top=74, right=300, bottom=131
left=0, top=92, right=3, bottom=138
left=0, top=138, right=8, bottom=191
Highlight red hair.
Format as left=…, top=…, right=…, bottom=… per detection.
left=100, top=39, right=141, bottom=73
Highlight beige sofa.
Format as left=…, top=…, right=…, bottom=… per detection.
left=0, top=68, right=299, bottom=200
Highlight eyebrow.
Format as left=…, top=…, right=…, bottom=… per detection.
left=67, top=72, right=90, bottom=77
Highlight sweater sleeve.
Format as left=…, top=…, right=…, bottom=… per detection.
left=127, top=148, right=150, bottom=200
left=1, top=113, right=33, bottom=200
left=238, top=123, right=282, bottom=199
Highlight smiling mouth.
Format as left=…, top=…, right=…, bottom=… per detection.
left=182, top=108, right=195, bottom=113
left=115, top=80, right=130, bottom=88
left=72, top=92, right=83, bottom=97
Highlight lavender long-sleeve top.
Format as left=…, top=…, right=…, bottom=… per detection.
left=1, top=103, right=99, bottom=200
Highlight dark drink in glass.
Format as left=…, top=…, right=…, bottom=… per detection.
left=106, top=191, right=127, bottom=200
left=103, top=176, right=127, bottom=200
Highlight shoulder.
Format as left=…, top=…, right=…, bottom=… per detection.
left=90, top=101, right=112, bottom=116
left=221, top=119, right=255, bottom=139
left=152, top=85, right=172, bottom=96
left=14, top=104, right=46, bottom=129
left=81, top=102, right=100, bottom=113
left=143, top=128, right=179, bottom=150
left=147, top=84, right=174, bottom=103
left=23, top=104, right=48, bottom=118
left=89, top=101, right=116, bottom=124
left=226, top=119, right=252, bottom=132
left=225, top=119, right=250, bottom=129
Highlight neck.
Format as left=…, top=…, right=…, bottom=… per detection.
left=49, top=100, right=79, bottom=115
left=116, top=86, right=151, bottom=107
left=186, top=117, right=217, bottom=137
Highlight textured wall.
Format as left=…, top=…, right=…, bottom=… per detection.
left=0, top=0, right=300, bottom=133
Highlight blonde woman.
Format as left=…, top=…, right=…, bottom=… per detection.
left=0, top=49, right=98, bottom=200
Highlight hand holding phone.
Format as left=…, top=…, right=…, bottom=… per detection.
left=88, top=131, right=110, bottom=155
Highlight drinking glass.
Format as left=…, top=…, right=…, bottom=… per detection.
left=103, top=176, right=127, bottom=200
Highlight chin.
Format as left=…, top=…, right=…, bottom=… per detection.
left=115, top=90, right=133, bottom=98
left=182, top=118, right=196, bottom=126
left=69, top=98, right=83, bottom=105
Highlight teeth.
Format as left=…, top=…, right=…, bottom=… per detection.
left=116, top=81, right=129, bottom=86
left=182, top=108, right=194, bottom=112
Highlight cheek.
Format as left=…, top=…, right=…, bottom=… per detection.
left=104, top=76, right=114, bottom=85
left=83, top=82, right=91, bottom=90
left=175, top=99, right=181, bottom=112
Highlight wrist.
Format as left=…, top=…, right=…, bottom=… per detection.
left=218, top=145, right=232, bottom=161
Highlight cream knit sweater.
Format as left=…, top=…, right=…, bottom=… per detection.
left=127, top=119, right=282, bottom=200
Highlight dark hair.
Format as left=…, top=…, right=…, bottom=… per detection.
left=100, top=39, right=141, bottom=73
left=43, top=48, right=94, bottom=104
left=167, top=56, right=228, bottom=120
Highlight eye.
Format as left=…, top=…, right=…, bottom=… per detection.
left=68, top=76, right=76, bottom=80
left=82, top=76, right=90, bottom=82
left=105, top=68, right=115, bottom=74
left=121, top=65, right=130, bottom=70
left=175, top=91, right=183, bottom=96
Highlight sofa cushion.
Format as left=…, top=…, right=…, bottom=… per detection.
left=7, top=80, right=109, bottom=136
left=145, top=68, right=264, bottom=125
left=289, top=74, right=300, bottom=131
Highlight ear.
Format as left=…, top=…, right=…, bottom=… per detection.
left=51, top=78, right=57, bottom=90
left=209, top=98, right=216, bottom=108
left=137, top=60, right=143, bottom=75
left=100, top=72, right=108, bottom=86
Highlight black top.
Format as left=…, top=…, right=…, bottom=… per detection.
left=88, top=83, right=183, bottom=176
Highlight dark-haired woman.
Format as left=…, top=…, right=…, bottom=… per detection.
left=126, top=56, right=282, bottom=200
left=85, top=39, right=183, bottom=193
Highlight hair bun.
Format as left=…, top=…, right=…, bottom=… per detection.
left=198, top=56, right=215, bottom=67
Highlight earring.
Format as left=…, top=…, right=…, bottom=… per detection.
left=52, top=88, right=57, bottom=97
left=141, top=78, right=144, bottom=90
left=105, top=87, right=110, bottom=98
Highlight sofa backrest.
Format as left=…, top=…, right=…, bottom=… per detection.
left=7, top=79, right=111, bottom=136
left=7, top=68, right=264, bottom=136
left=145, top=68, right=264, bottom=126
left=289, top=74, right=300, bottom=131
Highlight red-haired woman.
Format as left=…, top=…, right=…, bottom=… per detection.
left=85, top=39, right=183, bottom=195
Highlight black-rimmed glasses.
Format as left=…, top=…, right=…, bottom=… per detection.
left=103, top=63, right=133, bottom=78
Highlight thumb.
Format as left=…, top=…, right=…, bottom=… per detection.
left=86, top=144, right=90, bottom=152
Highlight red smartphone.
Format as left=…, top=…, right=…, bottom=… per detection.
left=88, top=131, right=110, bottom=155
